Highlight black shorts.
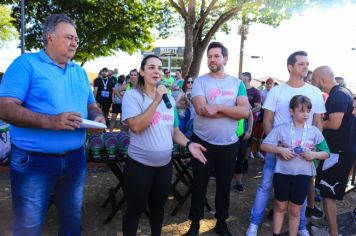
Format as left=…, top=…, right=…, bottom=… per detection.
left=273, top=173, right=311, bottom=205
left=99, top=102, right=112, bottom=114
left=111, top=103, right=122, bottom=114
left=316, top=151, right=355, bottom=200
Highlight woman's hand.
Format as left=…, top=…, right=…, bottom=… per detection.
left=154, top=84, right=166, bottom=103
left=188, top=142, right=207, bottom=164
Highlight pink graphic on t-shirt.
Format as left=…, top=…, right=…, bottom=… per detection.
left=162, top=114, right=174, bottom=121
left=209, top=88, right=221, bottom=101
left=152, top=112, right=161, bottom=125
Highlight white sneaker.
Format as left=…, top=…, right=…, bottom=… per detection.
left=256, top=152, right=264, bottom=159
left=311, top=226, right=331, bottom=236
left=249, top=152, right=255, bottom=159
left=297, top=229, right=310, bottom=236
left=246, top=223, right=258, bottom=236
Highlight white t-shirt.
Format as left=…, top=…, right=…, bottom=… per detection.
left=122, top=89, right=177, bottom=167
left=263, top=83, right=326, bottom=127
left=191, top=74, right=246, bottom=145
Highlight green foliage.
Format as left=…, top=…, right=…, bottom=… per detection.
left=167, top=0, right=316, bottom=77
left=0, top=5, right=18, bottom=48
left=9, top=0, right=168, bottom=64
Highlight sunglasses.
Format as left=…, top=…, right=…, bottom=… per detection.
left=187, top=81, right=194, bottom=84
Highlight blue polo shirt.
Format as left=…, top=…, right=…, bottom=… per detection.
left=0, top=50, right=95, bottom=153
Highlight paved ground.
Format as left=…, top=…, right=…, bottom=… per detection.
left=0, top=159, right=355, bottom=236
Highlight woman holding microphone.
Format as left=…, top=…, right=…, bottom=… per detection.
left=121, top=55, right=207, bottom=236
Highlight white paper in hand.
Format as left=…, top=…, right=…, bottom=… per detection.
left=80, top=118, right=107, bottom=129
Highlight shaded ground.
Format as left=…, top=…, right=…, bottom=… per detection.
left=0, top=159, right=355, bottom=236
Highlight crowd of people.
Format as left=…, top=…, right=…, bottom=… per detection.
left=0, top=13, right=355, bottom=236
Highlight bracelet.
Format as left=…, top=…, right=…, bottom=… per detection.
left=186, top=141, right=193, bottom=149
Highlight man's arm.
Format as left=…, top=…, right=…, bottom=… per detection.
left=312, top=113, right=323, bottom=131
left=213, top=96, right=249, bottom=120
left=93, top=87, right=98, bottom=100
left=322, top=112, right=344, bottom=130
left=251, top=102, right=261, bottom=113
left=192, top=96, right=224, bottom=118
left=87, top=103, right=105, bottom=123
left=0, top=97, right=82, bottom=130
left=263, top=109, right=275, bottom=135
left=192, top=96, right=249, bottom=119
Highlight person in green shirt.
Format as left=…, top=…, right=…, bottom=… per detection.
left=162, top=69, right=175, bottom=95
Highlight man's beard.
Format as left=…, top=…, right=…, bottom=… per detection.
left=209, top=65, right=222, bottom=73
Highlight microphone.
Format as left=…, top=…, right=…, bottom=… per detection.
left=156, top=81, right=172, bottom=109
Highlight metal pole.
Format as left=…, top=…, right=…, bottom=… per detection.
left=20, top=0, right=25, bottom=54
left=238, top=26, right=245, bottom=76
left=168, top=55, right=171, bottom=72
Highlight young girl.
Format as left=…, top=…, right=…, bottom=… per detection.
left=261, top=95, right=330, bottom=236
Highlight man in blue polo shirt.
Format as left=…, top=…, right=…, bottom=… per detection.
left=0, top=14, right=105, bottom=235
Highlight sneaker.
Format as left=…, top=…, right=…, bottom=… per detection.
left=297, top=229, right=310, bottom=236
left=246, top=223, right=258, bottom=236
left=249, top=152, right=255, bottom=159
left=235, top=183, right=244, bottom=192
left=185, top=221, right=200, bottom=236
left=306, top=206, right=324, bottom=219
left=214, top=221, right=232, bottom=236
left=310, top=226, right=332, bottom=236
left=256, top=152, right=264, bottom=159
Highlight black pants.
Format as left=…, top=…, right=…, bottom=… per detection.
left=122, top=157, right=172, bottom=236
left=189, top=134, right=239, bottom=221
left=234, top=133, right=250, bottom=174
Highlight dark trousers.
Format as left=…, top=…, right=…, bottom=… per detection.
left=189, top=134, right=239, bottom=221
left=122, top=157, right=172, bottom=236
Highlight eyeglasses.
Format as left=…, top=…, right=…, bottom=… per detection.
left=187, top=81, right=194, bottom=84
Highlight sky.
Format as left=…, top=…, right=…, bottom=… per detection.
left=1, top=3, right=356, bottom=92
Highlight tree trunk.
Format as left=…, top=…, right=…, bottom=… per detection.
left=182, top=23, right=194, bottom=77
left=188, top=44, right=205, bottom=78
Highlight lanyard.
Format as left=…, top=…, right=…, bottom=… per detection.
left=290, top=122, right=308, bottom=151
left=101, top=78, right=109, bottom=90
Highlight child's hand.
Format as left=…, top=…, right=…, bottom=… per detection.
left=278, top=147, right=296, bottom=161
left=300, top=151, right=315, bottom=161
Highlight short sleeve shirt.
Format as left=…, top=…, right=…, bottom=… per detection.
left=247, top=86, right=261, bottom=122
left=0, top=50, right=95, bottom=153
left=122, top=89, right=178, bottom=167
left=263, top=123, right=327, bottom=176
left=263, top=83, right=326, bottom=127
left=94, top=77, right=115, bottom=103
left=323, top=85, right=354, bottom=153
left=191, top=74, right=247, bottom=145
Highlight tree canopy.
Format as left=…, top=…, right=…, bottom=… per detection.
left=167, top=0, right=313, bottom=77
left=9, top=0, right=168, bottom=65
left=0, top=5, right=18, bottom=48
